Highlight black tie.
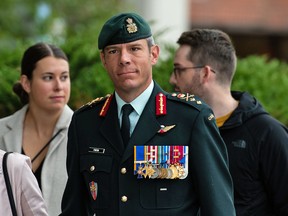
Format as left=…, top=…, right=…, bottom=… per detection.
left=121, top=104, right=134, bottom=147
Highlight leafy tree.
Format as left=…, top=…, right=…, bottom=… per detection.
left=233, top=55, right=288, bottom=123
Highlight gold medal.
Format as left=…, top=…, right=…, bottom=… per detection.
left=158, top=168, right=168, bottom=179
left=170, top=165, right=179, bottom=179
left=176, top=164, right=185, bottom=179
left=162, top=168, right=169, bottom=179
left=146, top=164, right=156, bottom=178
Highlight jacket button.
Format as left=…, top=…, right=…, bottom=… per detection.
left=121, top=196, right=128, bottom=202
left=90, top=166, right=95, bottom=172
left=121, top=168, right=127, bottom=174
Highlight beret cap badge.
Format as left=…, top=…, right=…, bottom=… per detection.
left=126, top=18, right=138, bottom=33
left=98, top=13, right=152, bottom=50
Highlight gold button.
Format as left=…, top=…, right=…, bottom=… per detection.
left=90, top=166, right=95, bottom=172
left=121, top=196, right=128, bottom=202
left=121, top=168, right=127, bottom=174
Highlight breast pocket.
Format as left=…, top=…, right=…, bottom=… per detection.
left=139, top=179, right=185, bottom=209
left=80, top=154, right=113, bottom=209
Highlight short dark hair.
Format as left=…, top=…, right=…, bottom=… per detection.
left=13, top=42, right=68, bottom=104
left=177, top=29, right=237, bottom=84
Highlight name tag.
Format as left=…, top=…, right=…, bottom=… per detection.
left=89, top=147, right=105, bottom=154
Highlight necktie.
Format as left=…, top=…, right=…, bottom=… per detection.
left=121, top=104, right=134, bottom=147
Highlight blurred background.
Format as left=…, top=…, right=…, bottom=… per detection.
left=1, top=0, right=288, bottom=125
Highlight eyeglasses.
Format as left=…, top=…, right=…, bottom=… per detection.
left=173, top=65, right=216, bottom=78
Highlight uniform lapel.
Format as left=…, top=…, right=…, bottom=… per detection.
left=100, top=98, right=125, bottom=155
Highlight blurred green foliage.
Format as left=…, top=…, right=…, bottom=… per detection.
left=232, top=55, right=288, bottom=124
left=1, top=42, right=288, bottom=126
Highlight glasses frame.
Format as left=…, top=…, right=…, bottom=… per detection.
left=173, top=65, right=216, bottom=78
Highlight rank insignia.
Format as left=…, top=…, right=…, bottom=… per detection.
left=126, top=18, right=138, bottom=33
left=89, top=181, right=98, bottom=200
left=134, top=145, right=189, bottom=180
left=158, top=125, right=176, bottom=134
left=172, top=93, right=202, bottom=104
left=156, top=93, right=167, bottom=116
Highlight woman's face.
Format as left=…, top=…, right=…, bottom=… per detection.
left=22, top=56, right=70, bottom=112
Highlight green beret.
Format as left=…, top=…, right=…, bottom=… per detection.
left=98, top=13, right=152, bottom=50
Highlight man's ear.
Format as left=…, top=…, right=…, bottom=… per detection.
left=203, top=66, right=214, bottom=81
left=20, top=75, right=31, bottom=93
left=150, top=45, right=160, bottom=65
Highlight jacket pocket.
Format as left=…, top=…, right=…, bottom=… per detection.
left=139, top=179, right=185, bottom=209
left=80, top=154, right=113, bottom=209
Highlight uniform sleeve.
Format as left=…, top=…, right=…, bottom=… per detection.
left=17, top=155, right=48, bottom=216
left=259, top=118, right=288, bottom=215
left=190, top=108, right=236, bottom=216
left=60, top=114, right=91, bottom=215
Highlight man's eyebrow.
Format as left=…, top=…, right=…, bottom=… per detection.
left=105, top=45, right=118, bottom=50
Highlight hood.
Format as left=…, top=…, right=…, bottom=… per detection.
left=221, top=91, right=268, bottom=129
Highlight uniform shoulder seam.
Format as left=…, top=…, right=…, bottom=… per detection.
left=75, top=94, right=112, bottom=113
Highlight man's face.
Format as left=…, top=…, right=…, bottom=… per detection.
left=170, top=45, right=203, bottom=97
left=100, top=39, right=159, bottom=99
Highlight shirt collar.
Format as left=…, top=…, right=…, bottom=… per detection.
left=115, top=81, right=154, bottom=116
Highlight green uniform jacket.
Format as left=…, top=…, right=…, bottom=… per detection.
left=60, top=82, right=235, bottom=216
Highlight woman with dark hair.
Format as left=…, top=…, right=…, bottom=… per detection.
left=0, top=42, right=73, bottom=216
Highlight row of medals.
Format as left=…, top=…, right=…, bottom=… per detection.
left=136, top=163, right=187, bottom=179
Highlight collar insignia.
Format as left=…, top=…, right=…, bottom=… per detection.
left=156, top=93, right=167, bottom=116
left=99, top=94, right=113, bottom=117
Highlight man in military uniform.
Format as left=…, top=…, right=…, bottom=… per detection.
left=60, top=13, right=236, bottom=216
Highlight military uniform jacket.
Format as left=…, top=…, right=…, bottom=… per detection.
left=61, top=82, right=235, bottom=216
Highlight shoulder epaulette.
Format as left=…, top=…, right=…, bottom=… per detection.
left=168, top=93, right=216, bottom=121
left=76, top=94, right=112, bottom=113
left=167, top=93, right=204, bottom=111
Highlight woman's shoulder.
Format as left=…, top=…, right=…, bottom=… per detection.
left=0, top=105, right=27, bottom=125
